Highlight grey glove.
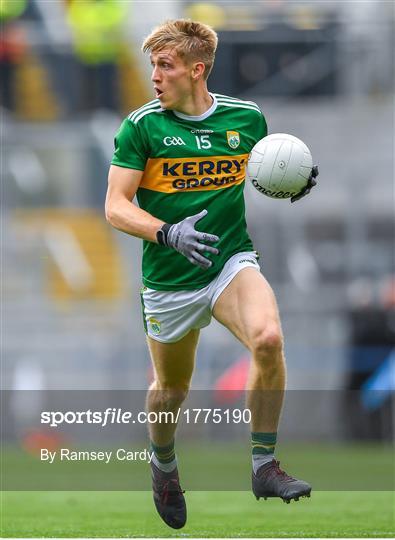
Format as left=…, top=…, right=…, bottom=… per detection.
left=156, top=209, right=220, bottom=269
left=291, top=165, right=319, bottom=203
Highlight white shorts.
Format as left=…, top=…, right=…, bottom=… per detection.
left=140, top=251, right=260, bottom=343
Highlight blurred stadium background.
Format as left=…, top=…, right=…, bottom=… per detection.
left=2, top=0, right=394, bottom=454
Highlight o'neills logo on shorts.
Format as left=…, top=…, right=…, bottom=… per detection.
left=139, top=154, right=249, bottom=193
left=239, top=258, right=257, bottom=265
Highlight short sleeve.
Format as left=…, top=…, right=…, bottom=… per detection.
left=256, top=110, right=268, bottom=140
left=111, top=118, right=148, bottom=170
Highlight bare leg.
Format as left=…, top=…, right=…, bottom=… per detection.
left=146, top=329, right=199, bottom=446
left=213, top=267, right=311, bottom=501
left=146, top=331, right=199, bottom=529
left=213, top=268, right=286, bottom=433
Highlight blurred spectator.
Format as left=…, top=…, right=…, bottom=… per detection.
left=0, top=0, right=27, bottom=112
left=184, top=3, right=227, bottom=29
left=344, top=276, right=394, bottom=441
left=65, top=0, right=128, bottom=112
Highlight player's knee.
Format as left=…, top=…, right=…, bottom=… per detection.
left=251, top=326, right=283, bottom=361
left=153, top=385, right=189, bottom=411
left=163, top=387, right=188, bottom=411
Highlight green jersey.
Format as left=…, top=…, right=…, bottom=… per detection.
left=111, top=93, right=267, bottom=291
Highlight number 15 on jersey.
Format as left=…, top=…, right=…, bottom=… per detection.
left=195, top=135, right=211, bottom=149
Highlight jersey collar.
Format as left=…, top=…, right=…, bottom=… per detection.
left=172, top=93, right=217, bottom=122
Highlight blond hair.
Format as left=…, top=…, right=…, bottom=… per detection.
left=142, top=19, right=218, bottom=80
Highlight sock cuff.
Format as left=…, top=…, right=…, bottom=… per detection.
left=150, top=439, right=175, bottom=453
left=251, top=432, right=277, bottom=456
left=251, top=432, right=277, bottom=444
left=150, top=439, right=175, bottom=464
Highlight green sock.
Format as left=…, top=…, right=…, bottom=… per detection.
left=150, top=439, right=176, bottom=472
left=251, top=432, right=277, bottom=473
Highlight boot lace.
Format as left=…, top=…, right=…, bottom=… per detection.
left=160, top=478, right=185, bottom=506
left=264, top=460, right=295, bottom=483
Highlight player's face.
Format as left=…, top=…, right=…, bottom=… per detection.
left=150, top=49, right=195, bottom=110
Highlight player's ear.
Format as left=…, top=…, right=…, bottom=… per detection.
left=191, top=61, right=205, bottom=81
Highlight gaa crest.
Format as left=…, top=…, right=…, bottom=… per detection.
left=227, top=131, right=240, bottom=149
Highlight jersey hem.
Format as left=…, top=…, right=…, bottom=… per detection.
left=142, top=275, right=220, bottom=292
left=142, top=245, right=255, bottom=291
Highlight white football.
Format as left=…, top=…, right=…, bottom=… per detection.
left=247, top=133, right=313, bottom=199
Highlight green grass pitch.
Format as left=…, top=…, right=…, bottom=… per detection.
left=2, top=443, right=394, bottom=536
left=2, top=490, right=394, bottom=537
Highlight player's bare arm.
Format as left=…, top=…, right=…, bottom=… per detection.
left=106, top=165, right=220, bottom=269
left=105, top=165, right=164, bottom=242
